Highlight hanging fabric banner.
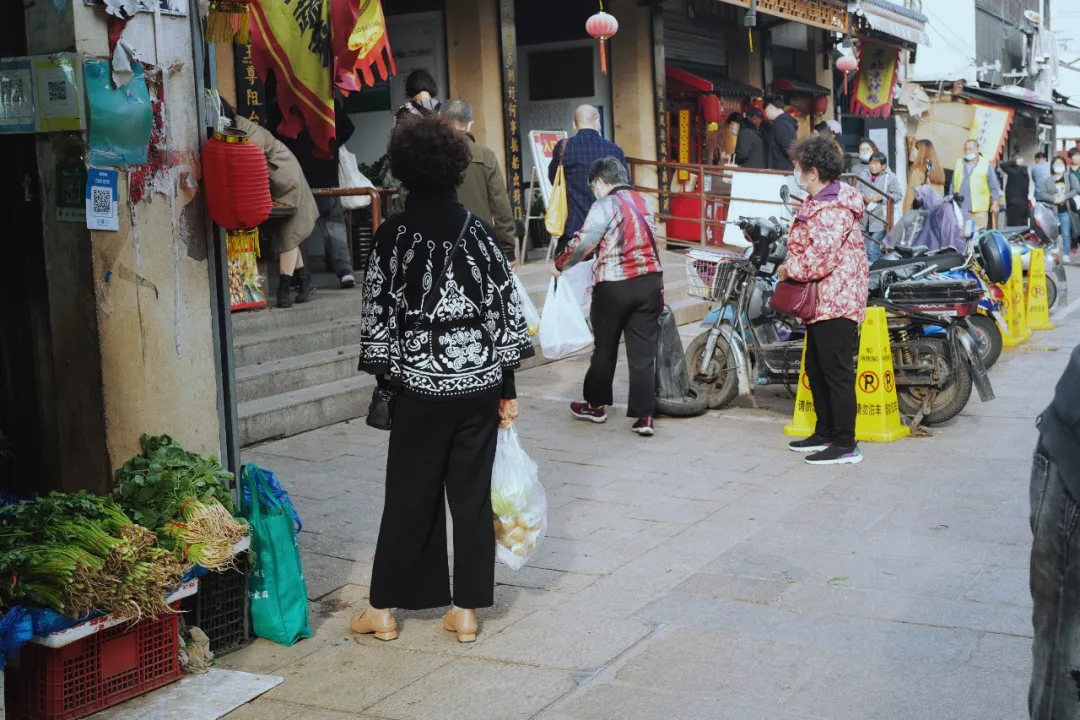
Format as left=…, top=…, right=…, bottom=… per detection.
left=346, top=0, right=396, bottom=89
left=850, top=40, right=899, bottom=118
left=968, top=102, right=1014, bottom=164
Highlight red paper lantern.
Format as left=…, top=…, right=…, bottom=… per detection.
left=203, top=129, right=272, bottom=231
left=836, top=55, right=858, bottom=94
left=701, top=94, right=721, bottom=125
left=586, top=11, right=619, bottom=75
left=813, top=94, right=829, bottom=115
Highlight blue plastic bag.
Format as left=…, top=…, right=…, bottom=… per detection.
left=0, top=607, right=34, bottom=669
left=242, top=466, right=302, bottom=532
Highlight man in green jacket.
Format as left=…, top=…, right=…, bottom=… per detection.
left=441, top=99, right=517, bottom=265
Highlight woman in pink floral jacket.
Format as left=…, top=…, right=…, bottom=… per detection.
left=778, top=135, right=869, bottom=466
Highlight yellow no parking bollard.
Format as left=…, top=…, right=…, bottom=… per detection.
left=783, top=307, right=909, bottom=443
left=1026, top=247, right=1055, bottom=331
left=999, top=247, right=1032, bottom=346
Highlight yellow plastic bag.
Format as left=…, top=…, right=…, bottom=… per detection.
left=545, top=165, right=568, bottom=237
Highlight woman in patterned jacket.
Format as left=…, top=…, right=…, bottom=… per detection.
left=351, top=115, right=533, bottom=644
left=778, top=135, right=869, bottom=466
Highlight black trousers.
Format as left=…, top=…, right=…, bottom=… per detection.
left=1005, top=201, right=1029, bottom=227
left=804, top=318, right=859, bottom=448
left=585, top=274, right=663, bottom=418
left=369, top=390, right=500, bottom=610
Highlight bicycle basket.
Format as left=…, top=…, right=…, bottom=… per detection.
left=685, top=249, right=750, bottom=302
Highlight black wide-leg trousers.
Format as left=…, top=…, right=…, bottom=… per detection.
left=584, top=273, right=663, bottom=418
left=803, top=317, right=859, bottom=448
left=369, top=390, right=500, bottom=610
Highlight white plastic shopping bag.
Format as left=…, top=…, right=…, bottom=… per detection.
left=512, top=274, right=541, bottom=337
left=562, top=259, right=595, bottom=317
left=491, top=426, right=547, bottom=571
left=338, top=147, right=374, bottom=211
left=538, top=277, right=593, bottom=360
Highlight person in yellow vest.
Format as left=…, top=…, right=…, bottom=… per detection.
left=953, top=139, right=1002, bottom=230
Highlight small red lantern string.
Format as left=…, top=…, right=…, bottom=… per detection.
left=586, top=2, right=619, bottom=75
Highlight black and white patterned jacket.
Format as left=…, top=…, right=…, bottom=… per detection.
left=358, top=191, right=533, bottom=400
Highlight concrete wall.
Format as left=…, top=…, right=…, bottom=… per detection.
left=909, top=1, right=977, bottom=84
left=24, top=2, right=221, bottom=485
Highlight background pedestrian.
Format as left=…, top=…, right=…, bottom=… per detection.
left=998, top=155, right=1032, bottom=227
left=1042, top=156, right=1079, bottom=264
left=733, top=109, right=766, bottom=169
left=953, top=139, right=1002, bottom=230
left=858, top=151, right=903, bottom=265
left=556, top=157, right=663, bottom=437
left=763, top=96, right=797, bottom=171
left=903, top=139, right=946, bottom=212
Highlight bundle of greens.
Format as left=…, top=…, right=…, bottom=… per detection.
left=114, top=434, right=248, bottom=571
left=0, top=492, right=185, bottom=621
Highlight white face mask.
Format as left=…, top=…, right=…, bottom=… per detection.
left=793, top=168, right=807, bottom=191
left=964, top=152, right=977, bottom=162
left=858, top=152, right=872, bottom=163
left=1053, top=165, right=1066, bottom=176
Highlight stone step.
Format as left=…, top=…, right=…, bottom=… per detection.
left=234, top=318, right=362, bottom=366
left=240, top=375, right=376, bottom=446
left=231, top=290, right=363, bottom=336
left=236, top=344, right=362, bottom=403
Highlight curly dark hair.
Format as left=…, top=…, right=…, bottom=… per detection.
left=790, top=135, right=844, bottom=182
left=388, top=114, right=471, bottom=193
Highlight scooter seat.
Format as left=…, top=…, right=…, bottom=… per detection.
left=893, top=245, right=930, bottom=258
left=997, top=225, right=1030, bottom=237
left=870, top=252, right=966, bottom=273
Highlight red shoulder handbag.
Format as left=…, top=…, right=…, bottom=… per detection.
left=769, top=279, right=819, bottom=319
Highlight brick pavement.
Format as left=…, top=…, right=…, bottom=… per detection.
left=222, top=281, right=1080, bottom=720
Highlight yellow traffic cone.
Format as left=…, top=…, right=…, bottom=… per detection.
left=782, top=308, right=909, bottom=443
left=782, top=341, right=817, bottom=437
left=999, top=247, right=1032, bottom=346
left=853, top=306, right=910, bottom=442
left=1026, top=247, right=1055, bottom=331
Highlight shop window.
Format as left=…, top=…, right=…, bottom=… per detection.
left=527, top=47, right=595, bottom=102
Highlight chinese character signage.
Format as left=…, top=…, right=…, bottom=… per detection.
left=968, top=102, right=1014, bottom=164
left=652, top=8, right=669, bottom=213
left=850, top=40, right=899, bottom=118
left=499, top=0, right=524, bottom=221
left=234, top=43, right=266, bottom=125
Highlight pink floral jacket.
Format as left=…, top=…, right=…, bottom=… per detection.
left=785, top=182, right=869, bottom=325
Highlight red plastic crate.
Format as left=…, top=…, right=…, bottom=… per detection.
left=6, top=610, right=182, bottom=720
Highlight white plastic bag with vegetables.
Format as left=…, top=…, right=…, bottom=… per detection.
left=491, top=426, right=546, bottom=570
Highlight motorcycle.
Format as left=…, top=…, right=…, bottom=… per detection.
left=873, top=231, right=1010, bottom=369
left=998, top=202, right=1061, bottom=310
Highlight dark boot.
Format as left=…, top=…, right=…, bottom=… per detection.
left=277, top=274, right=295, bottom=308
left=295, top=267, right=316, bottom=303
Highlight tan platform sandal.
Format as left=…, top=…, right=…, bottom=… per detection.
left=443, top=607, right=478, bottom=643
left=351, top=608, right=398, bottom=641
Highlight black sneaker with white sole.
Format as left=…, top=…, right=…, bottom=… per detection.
left=788, top=434, right=830, bottom=453
left=805, top=445, right=862, bottom=466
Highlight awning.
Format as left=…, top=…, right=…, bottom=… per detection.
left=963, top=85, right=1054, bottom=112
left=666, top=64, right=763, bottom=98
left=852, top=0, right=930, bottom=46
left=770, top=77, right=830, bottom=96
left=1055, top=104, right=1080, bottom=125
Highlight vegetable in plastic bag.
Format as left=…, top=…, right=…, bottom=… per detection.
left=512, top=274, right=541, bottom=336
left=491, top=427, right=546, bottom=570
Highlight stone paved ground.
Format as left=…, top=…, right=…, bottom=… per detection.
left=223, top=271, right=1079, bottom=720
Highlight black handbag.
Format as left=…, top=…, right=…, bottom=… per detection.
left=365, top=213, right=471, bottom=431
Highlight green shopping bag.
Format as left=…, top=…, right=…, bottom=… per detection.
left=242, top=464, right=312, bottom=646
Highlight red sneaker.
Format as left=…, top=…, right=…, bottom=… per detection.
left=570, top=402, right=607, bottom=423
left=632, top=417, right=655, bottom=436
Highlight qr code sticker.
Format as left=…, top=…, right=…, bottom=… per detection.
left=61, top=175, right=81, bottom=205
left=91, top=187, right=111, bottom=215
left=47, top=80, right=67, bottom=103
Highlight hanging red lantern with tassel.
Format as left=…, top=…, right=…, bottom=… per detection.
left=206, top=0, right=253, bottom=45
left=836, top=55, right=858, bottom=94
left=203, top=129, right=272, bottom=231
left=586, top=6, right=619, bottom=75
